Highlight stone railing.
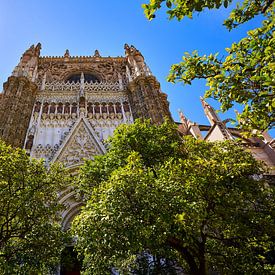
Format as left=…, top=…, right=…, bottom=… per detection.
left=38, top=80, right=126, bottom=92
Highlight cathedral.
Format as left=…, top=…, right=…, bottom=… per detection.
left=0, top=43, right=275, bottom=228
left=0, top=43, right=172, bottom=231
left=0, top=43, right=274, bottom=264
left=0, top=43, right=275, bottom=230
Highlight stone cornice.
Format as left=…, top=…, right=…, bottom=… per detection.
left=39, top=56, right=126, bottom=63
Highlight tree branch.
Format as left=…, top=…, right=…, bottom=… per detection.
left=262, top=0, right=274, bottom=13
left=167, top=236, right=200, bottom=275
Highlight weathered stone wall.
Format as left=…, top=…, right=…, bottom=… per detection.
left=127, top=75, right=172, bottom=124
left=0, top=76, right=37, bottom=148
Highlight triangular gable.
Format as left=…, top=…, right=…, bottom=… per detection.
left=204, top=123, right=233, bottom=142
left=52, top=117, right=106, bottom=168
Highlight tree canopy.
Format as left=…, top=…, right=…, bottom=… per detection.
left=142, top=0, right=275, bottom=132
left=72, top=120, right=275, bottom=275
left=0, top=140, right=70, bottom=274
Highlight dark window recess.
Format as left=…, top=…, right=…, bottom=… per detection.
left=66, top=73, right=100, bottom=83
left=60, top=246, right=81, bottom=275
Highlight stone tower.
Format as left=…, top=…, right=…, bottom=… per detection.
left=0, top=44, right=41, bottom=148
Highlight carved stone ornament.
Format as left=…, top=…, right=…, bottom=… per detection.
left=53, top=118, right=106, bottom=167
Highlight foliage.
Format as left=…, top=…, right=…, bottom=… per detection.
left=72, top=120, right=275, bottom=275
left=142, top=0, right=275, bottom=132
left=143, top=0, right=234, bottom=21
left=142, top=0, right=273, bottom=26
left=0, top=140, right=70, bottom=274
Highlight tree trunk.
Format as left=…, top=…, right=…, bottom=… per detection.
left=167, top=237, right=206, bottom=275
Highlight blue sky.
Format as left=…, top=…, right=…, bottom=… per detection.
left=0, top=0, right=268, bottom=133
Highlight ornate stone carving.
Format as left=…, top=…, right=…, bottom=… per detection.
left=37, top=80, right=124, bottom=92
left=0, top=76, right=38, bottom=147
left=54, top=119, right=105, bottom=167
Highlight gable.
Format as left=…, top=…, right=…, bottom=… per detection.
left=52, top=117, right=106, bottom=168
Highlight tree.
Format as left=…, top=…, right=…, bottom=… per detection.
left=72, top=120, right=275, bottom=275
left=142, top=0, right=275, bottom=132
left=0, top=140, right=70, bottom=274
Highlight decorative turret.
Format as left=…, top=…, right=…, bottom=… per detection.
left=125, top=44, right=172, bottom=124
left=178, top=109, right=203, bottom=139
left=64, top=49, right=70, bottom=61
left=200, top=97, right=221, bottom=126
left=200, top=97, right=233, bottom=141
left=178, top=109, right=189, bottom=133
left=64, top=49, right=70, bottom=58
left=12, top=43, right=41, bottom=82
left=0, top=76, right=38, bottom=148
left=93, top=49, right=101, bottom=57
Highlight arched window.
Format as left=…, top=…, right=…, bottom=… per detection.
left=115, top=102, right=122, bottom=113
left=66, top=73, right=100, bottom=83
left=123, top=101, right=130, bottom=112
left=57, top=103, right=63, bottom=114
left=34, top=102, right=41, bottom=113
left=87, top=103, right=93, bottom=114
left=101, top=102, right=107, bottom=113
left=108, top=103, right=114, bottom=113
left=49, top=103, right=56, bottom=114
left=64, top=103, right=70, bottom=114
left=42, top=103, right=49, bottom=114
left=71, top=103, right=77, bottom=114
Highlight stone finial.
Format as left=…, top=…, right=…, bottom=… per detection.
left=178, top=109, right=188, bottom=124
left=124, top=43, right=130, bottom=55
left=93, top=50, right=101, bottom=57
left=124, top=43, right=145, bottom=75
left=178, top=108, right=203, bottom=139
left=34, top=43, right=41, bottom=56
left=22, top=43, right=41, bottom=59
left=178, top=109, right=189, bottom=133
left=124, top=44, right=141, bottom=57
left=200, top=97, right=221, bottom=126
left=64, top=49, right=70, bottom=58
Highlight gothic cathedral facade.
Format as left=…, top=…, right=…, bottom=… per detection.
left=0, top=43, right=172, bottom=229
left=0, top=43, right=274, bottom=231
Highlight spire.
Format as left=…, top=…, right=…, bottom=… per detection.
left=93, top=49, right=101, bottom=57
left=178, top=109, right=189, bottom=132
left=34, top=43, right=41, bottom=56
left=124, top=43, right=146, bottom=76
left=201, top=97, right=234, bottom=140
left=12, top=43, right=41, bottom=80
left=178, top=109, right=203, bottom=139
left=64, top=49, right=70, bottom=58
left=200, top=97, right=221, bottom=126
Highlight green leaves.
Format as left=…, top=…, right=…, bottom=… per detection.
left=0, top=140, right=71, bottom=274
left=142, top=1, right=275, bottom=132
left=142, top=1, right=234, bottom=21
left=72, top=121, right=274, bottom=274
left=168, top=11, right=275, bottom=132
